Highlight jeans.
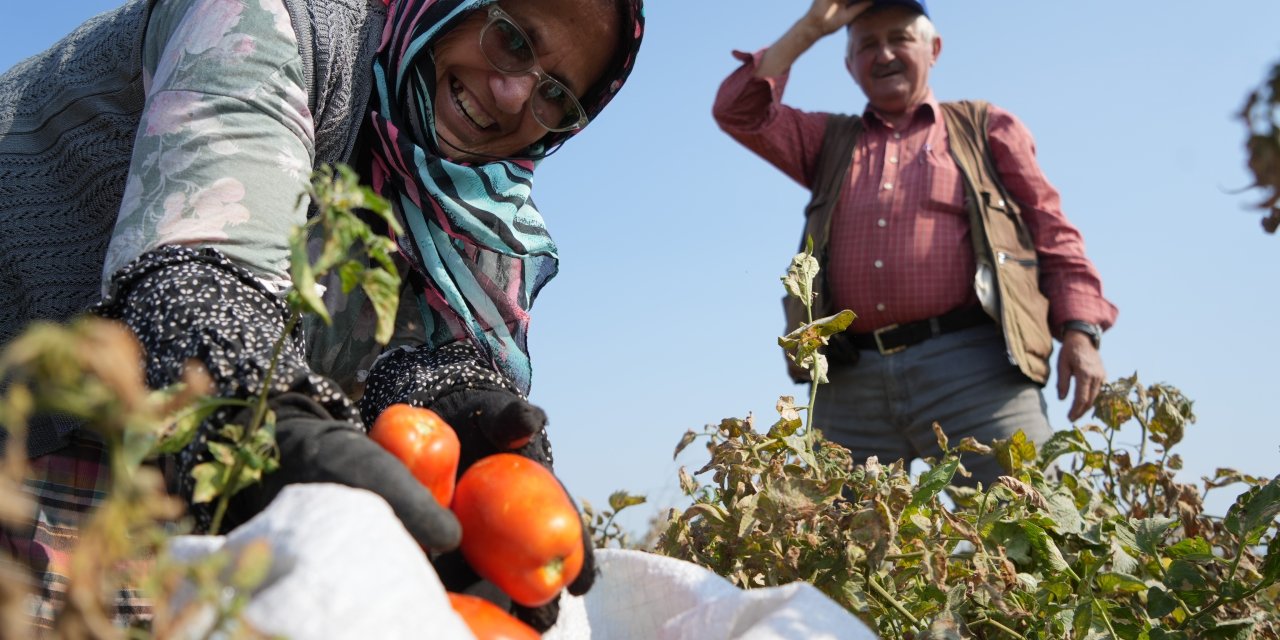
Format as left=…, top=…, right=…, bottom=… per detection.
left=813, top=323, right=1053, bottom=487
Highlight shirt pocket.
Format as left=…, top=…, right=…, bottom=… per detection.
left=921, top=147, right=966, bottom=216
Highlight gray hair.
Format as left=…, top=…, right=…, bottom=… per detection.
left=847, top=11, right=940, bottom=46
left=914, top=14, right=938, bottom=45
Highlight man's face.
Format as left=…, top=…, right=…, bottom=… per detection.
left=845, top=7, right=941, bottom=118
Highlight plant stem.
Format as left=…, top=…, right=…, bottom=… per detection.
left=1181, top=581, right=1265, bottom=628
left=972, top=616, right=1028, bottom=640
left=209, top=313, right=300, bottom=534
left=867, top=574, right=920, bottom=628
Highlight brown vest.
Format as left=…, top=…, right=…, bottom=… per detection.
left=785, top=100, right=1052, bottom=385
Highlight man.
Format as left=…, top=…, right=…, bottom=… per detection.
left=713, top=0, right=1117, bottom=485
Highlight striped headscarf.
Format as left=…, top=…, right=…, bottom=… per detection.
left=368, top=0, right=644, bottom=394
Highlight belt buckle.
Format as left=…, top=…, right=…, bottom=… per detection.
left=873, top=324, right=905, bottom=355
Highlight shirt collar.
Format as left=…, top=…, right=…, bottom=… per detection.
left=862, top=90, right=941, bottom=130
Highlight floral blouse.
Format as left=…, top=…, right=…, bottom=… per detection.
left=105, top=0, right=417, bottom=396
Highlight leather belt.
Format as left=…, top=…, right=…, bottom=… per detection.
left=843, top=306, right=993, bottom=356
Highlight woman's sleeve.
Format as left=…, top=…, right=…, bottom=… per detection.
left=103, top=0, right=315, bottom=292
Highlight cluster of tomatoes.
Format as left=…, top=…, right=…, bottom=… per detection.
left=370, top=404, right=583, bottom=639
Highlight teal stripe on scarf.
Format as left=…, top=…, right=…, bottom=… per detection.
left=368, top=0, right=644, bottom=394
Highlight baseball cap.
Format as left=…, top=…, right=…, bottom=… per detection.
left=864, top=0, right=929, bottom=17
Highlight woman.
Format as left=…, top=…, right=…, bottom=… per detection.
left=0, top=0, right=644, bottom=631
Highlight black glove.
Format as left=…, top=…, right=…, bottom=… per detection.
left=93, top=247, right=461, bottom=549
left=222, top=393, right=461, bottom=551
left=424, top=388, right=596, bottom=632
left=359, top=344, right=596, bottom=632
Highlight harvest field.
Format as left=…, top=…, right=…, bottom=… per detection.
left=1, top=2, right=1279, bottom=638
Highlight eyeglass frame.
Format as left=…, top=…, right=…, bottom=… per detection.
left=479, top=5, right=590, bottom=133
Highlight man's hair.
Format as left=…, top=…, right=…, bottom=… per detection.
left=847, top=11, right=939, bottom=46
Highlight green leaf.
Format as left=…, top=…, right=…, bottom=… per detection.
left=207, top=441, right=237, bottom=466
left=1260, top=530, right=1280, bottom=585
left=288, top=237, right=330, bottom=325
left=910, top=458, right=959, bottom=509
left=1146, top=585, right=1180, bottom=619
left=1223, top=478, right=1280, bottom=546
left=1148, top=628, right=1189, bottom=640
left=361, top=267, right=401, bottom=345
left=1165, top=537, right=1214, bottom=563
left=1112, top=520, right=1139, bottom=555
left=157, top=398, right=242, bottom=455
left=1042, top=486, right=1086, bottom=535
left=337, top=261, right=363, bottom=294
left=1096, top=571, right=1147, bottom=594
left=992, top=429, right=1037, bottom=474
left=1199, top=619, right=1257, bottom=640
left=1162, top=559, right=1207, bottom=593
left=1037, top=428, right=1089, bottom=466
left=1133, top=516, right=1178, bottom=557
left=781, top=248, right=819, bottom=303
left=1020, top=520, right=1078, bottom=579
left=607, top=491, right=646, bottom=513
left=191, top=461, right=228, bottom=504
left=1072, top=599, right=1094, bottom=638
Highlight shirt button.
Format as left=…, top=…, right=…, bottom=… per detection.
left=893, top=132, right=902, bottom=140
left=877, top=218, right=887, bottom=227
left=874, top=259, right=884, bottom=268
left=876, top=303, right=886, bottom=311
left=883, top=183, right=893, bottom=190
left=889, top=156, right=898, bottom=164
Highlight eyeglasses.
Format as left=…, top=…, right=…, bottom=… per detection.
left=479, top=5, right=589, bottom=133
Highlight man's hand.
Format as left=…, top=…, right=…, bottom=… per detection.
left=1056, top=331, right=1105, bottom=422
left=803, top=0, right=873, bottom=38
left=757, top=0, right=872, bottom=78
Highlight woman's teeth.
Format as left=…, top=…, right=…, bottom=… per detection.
left=452, top=81, right=494, bottom=128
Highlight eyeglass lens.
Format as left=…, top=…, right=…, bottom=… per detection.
left=480, top=15, right=586, bottom=131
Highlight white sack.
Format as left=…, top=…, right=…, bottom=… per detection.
left=168, top=483, right=474, bottom=640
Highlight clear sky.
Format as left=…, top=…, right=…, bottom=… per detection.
left=3, top=1, right=1278, bottom=535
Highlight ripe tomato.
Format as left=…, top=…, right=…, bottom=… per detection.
left=447, top=593, right=540, bottom=640
left=369, top=404, right=461, bottom=507
left=452, top=453, right=584, bottom=607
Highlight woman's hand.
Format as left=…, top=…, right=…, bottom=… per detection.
left=225, top=393, right=464, bottom=551
left=425, top=388, right=595, bottom=633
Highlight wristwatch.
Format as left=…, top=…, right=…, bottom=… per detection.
left=1062, top=320, right=1102, bottom=349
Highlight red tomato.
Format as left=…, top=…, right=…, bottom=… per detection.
left=452, top=453, right=584, bottom=607
left=447, top=593, right=540, bottom=640
left=370, top=404, right=461, bottom=507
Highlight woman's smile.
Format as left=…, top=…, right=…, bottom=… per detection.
left=449, top=76, right=496, bottom=129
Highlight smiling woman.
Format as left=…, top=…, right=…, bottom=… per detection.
left=428, top=0, right=621, bottom=158
left=0, top=0, right=642, bottom=632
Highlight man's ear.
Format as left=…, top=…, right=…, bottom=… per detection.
left=932, top=35, right=943, bottom=64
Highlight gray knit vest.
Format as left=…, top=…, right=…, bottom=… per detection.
left=0, top=0, right=387, bottom=456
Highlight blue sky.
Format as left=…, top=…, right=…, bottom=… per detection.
left=4, top=1, right=1278, bottom=534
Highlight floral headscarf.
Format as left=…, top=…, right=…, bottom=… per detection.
left=367, top=0, right=644, bottom=394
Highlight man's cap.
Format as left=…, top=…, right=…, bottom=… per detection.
left=866, top=0, right=928, bottom=17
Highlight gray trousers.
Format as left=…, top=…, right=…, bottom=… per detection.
left=813, top=323, right=1053, bottom=488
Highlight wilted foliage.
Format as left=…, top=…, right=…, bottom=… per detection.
left=654, top=249, right=1280, bottom=639
left=1242, top=58, right=1280, bottom=233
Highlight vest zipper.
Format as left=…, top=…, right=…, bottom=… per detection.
left=996, top=251, right=1037, bottom=267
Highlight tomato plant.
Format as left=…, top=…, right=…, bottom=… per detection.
left=447, top=592, right=540, bottom=640
left=370, top=404, right=461, bottom=507
left=452, top=453, right=584, bottom=606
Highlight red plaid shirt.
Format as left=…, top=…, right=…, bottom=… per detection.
left=714, top=50, right=1117, bottom=334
